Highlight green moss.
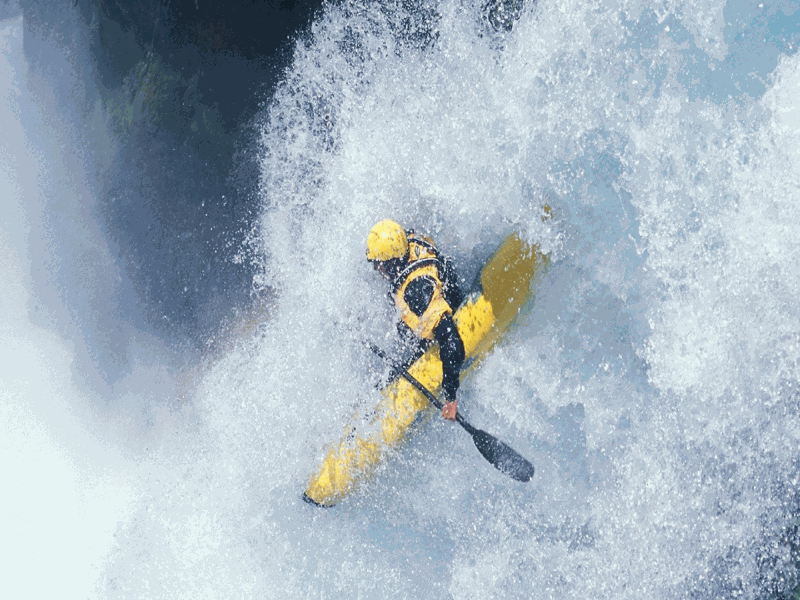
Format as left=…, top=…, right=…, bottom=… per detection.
left=103, top=53, right=227, bottom=156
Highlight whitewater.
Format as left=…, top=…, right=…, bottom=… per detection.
left=2, top=0, right=800, bottom=597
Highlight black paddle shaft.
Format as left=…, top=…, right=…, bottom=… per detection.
left=368, top=344, right=534, bottom=483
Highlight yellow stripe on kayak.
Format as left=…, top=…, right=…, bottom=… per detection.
left=304, top=232, right=549, bottom=507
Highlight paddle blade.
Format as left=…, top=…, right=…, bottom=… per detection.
left=472, top=428, right=535, bottom=482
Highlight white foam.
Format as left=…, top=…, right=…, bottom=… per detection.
left=235, top=0, right=800, bottom=596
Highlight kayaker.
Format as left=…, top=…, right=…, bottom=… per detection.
left=366, top=219, right=466, bottom=421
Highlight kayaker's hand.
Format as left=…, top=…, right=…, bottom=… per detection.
left=442, top=400, right=457, bottom=421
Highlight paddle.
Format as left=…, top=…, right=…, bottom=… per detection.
left=369, top=344, right=535, bottom=483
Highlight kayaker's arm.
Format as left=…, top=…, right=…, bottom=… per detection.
left=402, top=275, right=465, bottom=420
left=433, top=313, right=465, bottom=420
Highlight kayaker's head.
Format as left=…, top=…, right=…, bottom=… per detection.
left=367, top=219, right=408, bottom=280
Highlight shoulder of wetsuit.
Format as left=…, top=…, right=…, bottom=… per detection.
left=433, top=313, right=461, bottom=345
left=407, top=231, right=439, bottom=250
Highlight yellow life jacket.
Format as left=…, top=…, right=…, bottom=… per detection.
left=392, top=233, right=452, bottom=340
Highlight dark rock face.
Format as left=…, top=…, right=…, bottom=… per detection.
left=15, top=0, right=324, bottom=384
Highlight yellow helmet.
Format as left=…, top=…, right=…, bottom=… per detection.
left=366, top=219, right=408, bottom=262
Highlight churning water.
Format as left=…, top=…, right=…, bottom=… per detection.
left=3, top=0, right=800, bottom=597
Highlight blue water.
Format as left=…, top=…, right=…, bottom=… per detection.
left=2, top=0, right=800, bottom=597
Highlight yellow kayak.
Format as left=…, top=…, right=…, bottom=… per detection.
left=303, top=231, right=550, bottom=507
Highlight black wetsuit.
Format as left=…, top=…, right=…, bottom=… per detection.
left=391, top=256, right=466, bottom=402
